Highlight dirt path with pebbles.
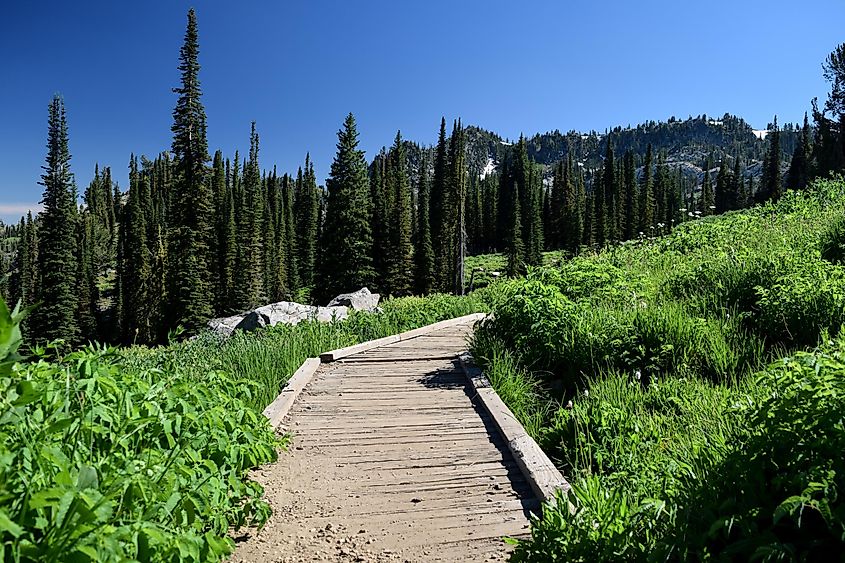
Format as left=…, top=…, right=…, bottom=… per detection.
left=230, top=319, right=537, bottom=562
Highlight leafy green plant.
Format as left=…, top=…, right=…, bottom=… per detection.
left=0, top=295, right=283, bottom=562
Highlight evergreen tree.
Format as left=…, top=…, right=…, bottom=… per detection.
left=730, top=157, right=743, bottom=211
left=593, top=166, right=606, bottom=245
left=33, top=95, right=79, bottom=343
left=414, top=153, right=435, bottom=294
left=715, top=157, right=730, bottom=214
left=210, top=150, right=227, bottom=309
left=505, top=182, right=525, bottom=277
left=430, top=118, right=450, bottom=291
left=370, top=150, right=391, bottom=290
left=701, top=153, right=715, bottom=215
left=639, top=144, right=655, bottom=234
left=653, top=153, right=670, bottom=232
left=603, top=143, right=617, bottom=241
left=20, top=212, right=38, bottom=310
left=526, top=162, right=543, bottom=267
left=294, top=155, right=319, bottom=295
left=786, top=113, right=812, bottom=190
left=317, top=113, right=374, bottom=300
left=234, top=123, right=264, bottom=308
left=387, top=131, right=413, bottom=295
left=623, top=150, right=638, bottom=240
left=283, top=172, right=296, bottom=295
left=449, top=121, right=468, bottom=293
left=168, top=8, right=213, bottom=333
left=760, top=116, right=782, bottom=202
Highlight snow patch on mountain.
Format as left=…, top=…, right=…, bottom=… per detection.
left=480, top=157, right=497, bottom=179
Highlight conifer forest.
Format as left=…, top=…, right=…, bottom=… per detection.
left=4, top=5, right=845, bottom=563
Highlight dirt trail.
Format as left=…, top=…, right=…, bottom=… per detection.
left=231, top=321, right=536, bottom=562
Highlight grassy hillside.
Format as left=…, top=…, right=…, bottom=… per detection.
left=472, top=177, right=845, bottom=560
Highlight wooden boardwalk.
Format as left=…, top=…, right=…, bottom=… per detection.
left=232, top=318, right=538, bottom=562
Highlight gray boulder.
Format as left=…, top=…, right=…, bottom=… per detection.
left=327, top=287, right=380, bottom=311
left=207, top=300, right=350, bottom=336
left=233, top=310, right=270, bottom=332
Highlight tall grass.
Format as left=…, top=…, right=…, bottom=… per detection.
left=123, top=292, right=488, bottom=412
left=473, top=178, right=845, bottom=560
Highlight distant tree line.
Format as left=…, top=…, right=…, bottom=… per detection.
left=0, top=10, right=841, bottom=346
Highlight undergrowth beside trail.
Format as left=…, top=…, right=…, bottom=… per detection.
left=471, top=178, right=845, bottom=560
left=0, top=292, right=486, bottom=561
left=123, top=292, right=487, bottom=412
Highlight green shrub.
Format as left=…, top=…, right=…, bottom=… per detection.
left=664, top=337, right=845, bottom=560
left=820, top=215, right=845, bottom=265
left=0, top=297, right=282, bottom=562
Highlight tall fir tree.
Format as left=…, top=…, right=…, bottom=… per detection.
left=317, top=113, right=375, bottom=300
left=234, top=123, right=265, bottom=308
left=786, top=113, right=812, bottom=190
left=760, top=116, right=783, bottom=203
left=448, top=121, right=468, bottom=293
left=33, top=95, right=79, bottom=343
left=701, top=153, right=715, bottom=215
left=414, top=153, right=435, bottom=294
left=386, top=131, right=414, bottom=295
left=168, top=8, right=213, bottom=333
left=639, top=144, right=655, bottom=234
left=370, top=150, right=391, bottom=290
left=430, top=118, right=450, bottom=292
left=294, top=155, right=320, bottom=295
left=505, top=182, right=525, bottom=277
left=623, top=149, right=638, bottom=240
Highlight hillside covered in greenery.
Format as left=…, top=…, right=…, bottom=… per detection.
left=473, top=177, right=845, bottom=560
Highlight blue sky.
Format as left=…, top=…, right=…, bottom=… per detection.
left=1, top=0, right=842, bottom=223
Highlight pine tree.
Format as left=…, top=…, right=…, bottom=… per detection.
left=593, top=166, right=606, bottom=246
left=760, top=117, right=782, bottom=203
left=370, top=150, right=391, bottom=290
left=639, top=144, right=655, bottom=234
left=430, top=118, right=450, bottom=291
left=33, top=95, right=79, bottom=343
left=414, top=152, right=435, bottom=294
left=20, top=212, right=38, bottom=309
left=449, top=121, right=468, bottom=294
left=505, top=182, right=525, bottom=277
left=294, top=155, right=319, bottom=295
left=715, top=157, right=729, bottom=214
left=549, top=161, right=564, bottom=249
left=234, top=123, right=264, bottom=308
left=262, top=171, right=280, bottom=301
left=210, top=150, right=227, bottom=309
left=701, top=153, right=715, bottom=216
left=623, top=150, right=638, bottom=240
left=786, top=113, right=812, bottom=190
left=730, top=157, right=743, bottom=211
left=653, top=153, right=670, bottom=232
left=283, top=172, right=297, bottom=296
left=527, top=162, right=543, bottom=266
left=317, top=113, right=374, bottom=300
left=219, top=158, right=237, bottom=310
left=168, top=8, right=213, bottom=333
left=603, top=143, right=617, bottom=241
left=387, top=131, right=413, bottom=295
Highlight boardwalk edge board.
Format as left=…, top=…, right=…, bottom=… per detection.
left=319, top=312, right=487, bottom=362
left=458, top=351, right=572, bottom=504
left=262, top=357, right=321, bottom=429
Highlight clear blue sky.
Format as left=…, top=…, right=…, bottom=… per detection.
left=1, top=0, right=842, bottom=223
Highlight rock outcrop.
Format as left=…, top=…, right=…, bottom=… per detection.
left=326, top=287, right=380, bottom=312
left=208, top=288, right=379, bottom=336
